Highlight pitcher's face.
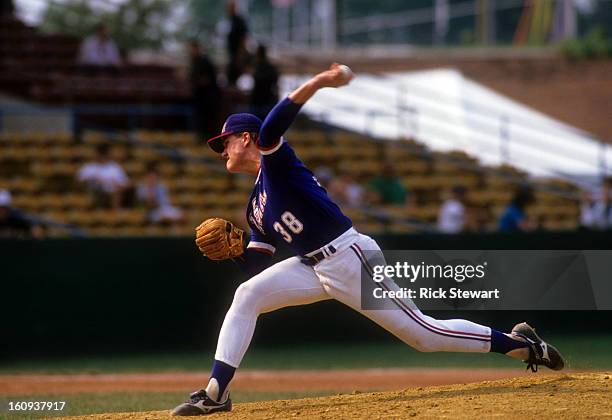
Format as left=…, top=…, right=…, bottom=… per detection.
left=221, top=133, right=258, bottom=174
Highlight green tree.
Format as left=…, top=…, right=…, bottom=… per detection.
left=40, top=0, right=182, bottom=53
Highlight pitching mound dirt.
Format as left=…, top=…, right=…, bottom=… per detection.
left=59, top=372, right=611, bottom=419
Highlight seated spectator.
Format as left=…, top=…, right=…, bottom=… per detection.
left=438, top=185, right=468, bottom=233
left=137, top=162, right=184, bottom=224
left=498, top=186, right=535, bottom=232
left=314, top=165, right=334, bottom=189
left=250, top=44, right=279, bottom=119
left=329, top=173, right=365, bottom=207
left=580, top=190, right=603, bottom=229
left=78, top=24, right=121, bottom=67
left=582, top=178, right=612, bottom=230
left=0, top=189, right=43, bottom=238
left=368, top=163, right=408, bottom=205
left=77, top=144, right=130, bottom=210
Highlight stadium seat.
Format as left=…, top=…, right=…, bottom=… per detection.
left=0, top=125, right=582, bottom=237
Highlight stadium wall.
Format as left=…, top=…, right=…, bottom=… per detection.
left=2, top=232, right=612, bottom=358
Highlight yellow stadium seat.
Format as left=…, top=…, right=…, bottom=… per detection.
left=356, top=221, right=386, bottom=234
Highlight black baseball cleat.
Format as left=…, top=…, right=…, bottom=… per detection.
left=511, top=322, right=565, bottom=372
left=171, top=389, right=232, bottom=416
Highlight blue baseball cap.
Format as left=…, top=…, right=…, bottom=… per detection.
left=207, top=113, right=262, bottom=153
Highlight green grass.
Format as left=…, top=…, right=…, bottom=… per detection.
left=0, top=335, right=610, bottom=418
left=0, top=390, right=334, bottom=419
left=1, top=335, right=611, bottom=374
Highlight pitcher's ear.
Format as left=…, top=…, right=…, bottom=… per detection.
left=246, top=132, right=258, bottom=145
left=239, top=132, right=250, bottom=146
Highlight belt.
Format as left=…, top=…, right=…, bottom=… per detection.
left=300, top=245, right=337, bottom=266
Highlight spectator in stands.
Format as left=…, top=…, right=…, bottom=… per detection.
left=329, top=173, right=365, bottom=208
left=77, top=144, right=129, bottom=210
left=368, top=163, right=408, bottom=205
left=137, top=162, right=184, bottom=225
left=78, top=24, right=121, bottom=67
left=0, top=189, right=43, bottom=238
left=438, top=185, right=468, bottom=233
left=188, top=39, right=221, bottom=141
left=226, top=0, right=249, bottom=86
left=582, top=178, right=612, bottom=230
left=250, top=44, right=279, bottom=119
left=580, top=190, right=602, bottom=229
left=498, top=186, right=535, bottom=232
left=314, top=165, right=334, bottom=190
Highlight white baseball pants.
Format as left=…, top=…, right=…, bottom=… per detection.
left=215, top=228, right=491, bottom=367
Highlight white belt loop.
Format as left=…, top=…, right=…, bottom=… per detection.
left=304, top=227, right=357, bottom=258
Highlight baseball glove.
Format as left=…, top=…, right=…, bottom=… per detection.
left=195, top=218, right=245, bottom=261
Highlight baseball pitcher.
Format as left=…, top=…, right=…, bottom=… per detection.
left=171, top=64, right=564, bottom=416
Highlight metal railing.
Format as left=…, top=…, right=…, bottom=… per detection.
left=0, top=93, right=587, bottom=234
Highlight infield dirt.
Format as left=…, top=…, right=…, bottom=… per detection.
left=0, top=368, right=529, bottom=396
left=56, top=372, right=610, bottom=419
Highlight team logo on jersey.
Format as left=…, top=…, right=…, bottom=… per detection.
left=249, top=189, right=267, bottom=234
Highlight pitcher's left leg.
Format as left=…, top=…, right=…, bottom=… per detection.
left=317, top=235, right=538, bottom=356
left=316, top=234, right=563, bottom=370
left=316, top=237, right=491, bottom=353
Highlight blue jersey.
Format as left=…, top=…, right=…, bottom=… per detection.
left=246, top=98, right=352, bottom=256
left=498, top=204, right=525, bottom=232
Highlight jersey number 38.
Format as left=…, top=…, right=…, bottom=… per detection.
left=273, top=211, right=303, bottom=243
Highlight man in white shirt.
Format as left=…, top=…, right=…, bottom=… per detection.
left=580, top=190, right=602, bottom=229
left=77, top=143, right=129, bottom=209
left=438, top=185, right=468, bottom=233
left=78, top=24, right=121, bottom=67
left=581, top=179, right=612, bottom=230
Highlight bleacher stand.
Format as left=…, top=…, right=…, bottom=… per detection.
left=0, top=126, right=582, bottom=237
left=0, top=16, right=582, bottom=237
left=0, top=17, right=188, bottom=108
left=0, top=188, right=42, bottom=238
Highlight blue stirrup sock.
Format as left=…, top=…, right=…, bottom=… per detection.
left=206, top=359, right=236, bottom=402
left=489, top=329, right=529, bottom=354
left=206, top=334, right=526, bottom=399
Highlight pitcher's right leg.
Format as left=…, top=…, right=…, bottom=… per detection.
left=214, top=256, right=330, bottom=368
left=172, top=256, right=329, bottom=416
